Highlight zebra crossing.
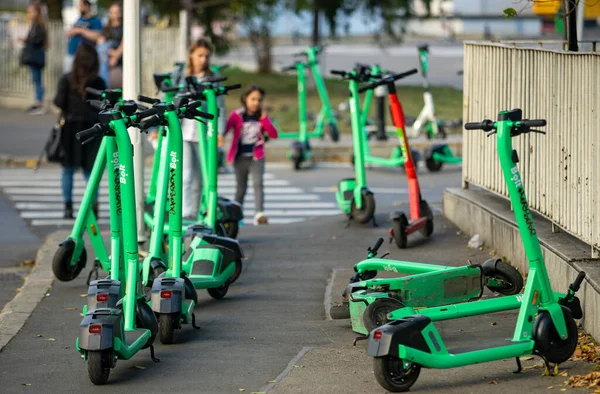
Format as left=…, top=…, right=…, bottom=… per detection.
left=0, top=167, right=340, bottom=228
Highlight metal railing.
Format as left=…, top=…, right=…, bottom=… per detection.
left=462, top=41, right=600, bottom=257
left=0, top=20, right=181, bottom=101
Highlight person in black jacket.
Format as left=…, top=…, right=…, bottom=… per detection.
left=54, top=43, right=106, bottom=219
left=20, top=3, right=48, bottom=115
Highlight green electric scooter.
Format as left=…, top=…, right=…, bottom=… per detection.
left=367, top=109, right=585, bottom=392
left=51, top=88, right=153, bottom=284
left=272, top=45, right=340, bottom=143
left=413, top=44, right=462, bottom=172
left=140, top=91, right=244, bottom=299
left=137, top=98, right=217, bottom=344
left=349, top=64, right=421, bottom=169
left=331, top=66, right=376, bottom=225
left=75, top=102, right=162, bottom=385
left=281, top=60, right=315, bottom=170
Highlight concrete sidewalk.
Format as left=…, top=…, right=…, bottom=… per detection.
left=0, top=209, right=594, bottom=393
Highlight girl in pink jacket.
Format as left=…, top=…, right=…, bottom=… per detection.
left=224, top=85, right=278, bottom=225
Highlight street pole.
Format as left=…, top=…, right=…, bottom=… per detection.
left=576, top=0, right=585, bottom=43
left=123, top=0, right=146, bottom=243
left=179, top=1, right=192, bottom=61
left=374, top=85, right=388, bottom=141
left=565, top=0, right=579, bottom=51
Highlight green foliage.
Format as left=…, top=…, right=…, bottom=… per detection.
left=502, top=7, right=518, bottom=18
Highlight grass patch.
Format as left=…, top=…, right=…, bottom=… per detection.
left=220, top=68, right=463, bottom=134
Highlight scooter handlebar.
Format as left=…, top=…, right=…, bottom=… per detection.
left=85, top=87, right=103, bottom=97
left=330, top=70, right=347, bottom=77
left=188, top=108, right=214, bottom=120
left=76, top=124, right=104, bottom=142
left=139, top=114, right=162, bottom=130
left=369, top=238, right=384, bottom=255
left=86, top=99, right=105, bottom=111
left=464, top=120, right=495, bottom=131
left=136, top=107, right=158, bottom=120
left=223, top=83, right=242, bottom=93
left=137, top=95, right=160, bottom=104
left=519, top=119, right=547, bottom=128
left=571, top=271, right=586, bottom=292
left=161, top=84, right=180, bottom=93
left=357, top=69, right=418, bottom=93
left=207, top=75, right=228, bottom=84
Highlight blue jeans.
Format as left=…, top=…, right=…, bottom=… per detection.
left=96, top=42, right=111, bottom=88
left=62, top=167, right=93, bottom=203
left=29, top=66, right=44, bottom=103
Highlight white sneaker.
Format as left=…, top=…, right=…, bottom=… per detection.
left=253, top=212, right=268, bottom=225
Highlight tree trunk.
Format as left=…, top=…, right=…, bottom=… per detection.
left=565, top=0, right=578, bottom=51
left=47, top=0, right=63, bottom=21
left=249, top=23, right=272, bottom=74
left=312, top=1, right=320, bottom=47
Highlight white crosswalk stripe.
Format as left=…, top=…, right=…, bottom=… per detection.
left=0, top=167, right=341, bottom=227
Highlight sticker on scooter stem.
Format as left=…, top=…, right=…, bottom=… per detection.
left=511, top=166, right=536, bottom=236
left=112, top=152, right=122, bottom=215
left=169, top=151, right=178, bottom=215
left=383, top=264, right=399, bottom=273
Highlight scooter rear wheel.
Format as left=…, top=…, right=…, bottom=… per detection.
left=363, top=298, right=405, bottom=332
left=373, top=357, right=421, bottom=393
left=533, top=306, right=578, bottom=364
left=483, top=260, right=523, bottom=295
left=87, top=349, right=112, bottom=385
left=419, top=201, right=434, bottom=238
left=425, top=155, right=444, bottom=172
left=293, top=157, right=302, bottom=171
left=207, top=284, right=229, bottom=300
left=229, top=259, right=243, bottom=284
left=52, top=240, right=87, bottom=282
left=328, top=123, right=340, bottom=142
left=223, top=220, right=239, bottom=239
left=351, top=193, right=376, bottom=224
left=391, top=214, right=409, bottom=249
left=159, top=313, right=177, bottom=345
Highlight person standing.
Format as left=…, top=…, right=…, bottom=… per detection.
left=20, top=3, right=48, bottom=115
left=97, top=2, right=123, bottom=88
left=53, top=43, right=106, bottom=219
left=65, top=0, right=102, bottom=72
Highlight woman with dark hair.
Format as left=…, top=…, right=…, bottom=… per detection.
left=54, top=43, right=106, bottom=219
left=97, top=2, right=123, bottom=88
left=20, top=2, right=48, bottom=115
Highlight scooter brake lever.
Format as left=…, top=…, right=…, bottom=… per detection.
left=486, top=131, right=497, bottom=137
left=380, top=252, right=390, bottom=259
left=530, top=129, right=546, bottom=134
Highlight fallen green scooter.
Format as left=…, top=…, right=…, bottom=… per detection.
left=75, top=101, right=162, bottom=385
left=368, top=109, right=585, bottom=392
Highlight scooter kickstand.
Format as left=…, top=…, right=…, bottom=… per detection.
left=86, top=260, right=101, bottom=286
left=353, top=335, right=369, bottom=346
left=371, top=215, right=378, bottom=228
left=191, top=313, right=201, bottom=329
left=513, top=357, right=522, bottom=374
left=150, top=345, right=160, bottom=363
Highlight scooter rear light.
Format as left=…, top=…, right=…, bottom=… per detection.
left=374, top=330, right=383, bottom=341
left=89, top=325, right=102, bottom=334
left=160, top=290, right=172, bottom=299
left=388, top=228, right=393, bottom=236
left=96, top=293, right=109, bottom=302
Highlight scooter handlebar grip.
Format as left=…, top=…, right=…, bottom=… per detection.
left=186, top=100, right=204, bottom=110
left=189, top=109, right=215, bottom=120
left=76, top=124, right=103, bottom=141
left=136, top=107, right=158, bottom=120
left=139, top=114, right=161, bottom=130
left=208, top=75, right=228, bottom=83
left=572, top=271, right=586, bottom=292
left=372, top=238, right=384, bottom=254
left=224, top=83, right=242, bottom=92
left=392, top=68, right=419, bottom=82
left=85, top=87, right=103, bottom=97
left=464, top=122, right=486, bottom=130
left=86, top=99, right=105, bottom=111
left=137, top=94, right=160, bottom=104
left=521, top=119, right=547, bottom=128
left=136, top=103, right=149, bottom=110
left=161, top=84, right=180, bottom=93
left=330, top=70, right=347, bottom=76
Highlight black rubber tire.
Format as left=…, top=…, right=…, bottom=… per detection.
left=229, top=259, right=243, bottom=284
left=373, top=357, right=421, bottom=392
left=159, top=313, right=176, bottom=345
left=351, top=193, right=376, bottom=224
left=52, top=241, right=87, bottom=282
left=293, top=157, right=302, bottom=171
left=425, top=156, right=444, bottom=172
left=391, top=214, right=409, bottom=249
left=328, top=123, right=340, bottom=142
left=223, top=220, right=239, bottom=239
left=207, top=284, right=229, bottom=300
left=330, top=302, right=350, bottom=319
left=135, top=298, right=159, bottom=349
left=485, top=261, right=524, bottom=295
left=363, top=298, right=405, bottom=332
left=419, top=200, right=434, bottom=238
left=87, top=350, right=112, bottom=385
left=533, top=306, right=578, bottom=364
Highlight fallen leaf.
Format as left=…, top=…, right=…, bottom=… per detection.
left=490, top=322, right=497, bottom=326
left=489, top=378, right=499, bottom=384
left=80, top=294, right=87, bottom=297
left=489, top=250, right=496, bottom=256
left=132, top=365, right=146, bottom=369
left=268, top=380, right=276, bottom=383
left=64, top=307, right=77, bottom=311
left=560, top=389, right=566, bottom=392
left=238, top=390, right=245, bottom=392
left=16, top=287, right=22, bottom=293
left=520, top=356, right=534, bottom=361
left=22, top=383, right=32, bottom=386
left=558, top=370, right=568, bottom=377
left=250, top=392, right=266, bottom=394
left=36, top=334, right=43, bottom=338
left=23, top=259, right=35, bottom=266
left=47, top=338, right=56, bottom=341
left=547, top=386, right=554, bottom=389
left=251, top=337, right=256, bottom=340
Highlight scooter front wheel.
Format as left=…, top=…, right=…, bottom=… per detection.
left=52, top=240, right=87, bottom=282
left=229, top=259, right=243, bottom=284
left=223, top=220, right=239, bottom=239
left=87, top=349, right=112, bottom=385
left=207, top=284, right=229, bottom=300
left=419, top=201, right=434, bottom=238
left=391, top=214, right=409, bottom=249
left=363, top=298, right=405, bottom=332
left=351, top=193, right=376, bottom=224
left=533, top=306, right=578, bottom=364
left=373, top=357, right=421, bottom=393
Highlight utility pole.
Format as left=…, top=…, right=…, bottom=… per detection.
left=564, top=0, right=579, bottom=51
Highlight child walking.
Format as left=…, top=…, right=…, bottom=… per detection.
left=224, top=86, right=278, bottom=225
left=179, top=38, right=226, bottom=219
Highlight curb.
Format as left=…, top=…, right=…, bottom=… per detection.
left=0, top=231, right=59, bottom=352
